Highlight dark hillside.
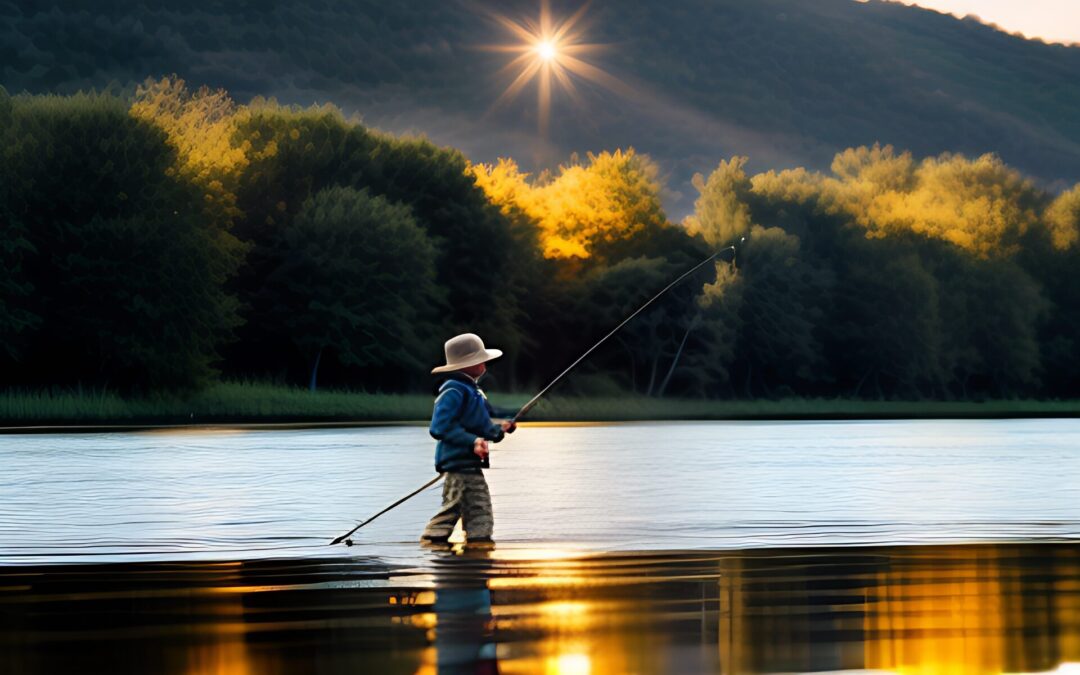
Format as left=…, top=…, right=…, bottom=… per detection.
left=3, top=0, right=1080, bottom=215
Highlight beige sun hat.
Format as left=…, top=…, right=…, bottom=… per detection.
left=431, top=333, right=503, bottom=374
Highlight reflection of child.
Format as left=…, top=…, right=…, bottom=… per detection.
left=422, top=333, right=515, bottom=546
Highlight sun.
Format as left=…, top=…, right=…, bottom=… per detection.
left=480, top=0, right=628, bottom=137
left=536, top=41, right=557, bottom=61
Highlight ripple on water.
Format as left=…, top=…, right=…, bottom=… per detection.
left=1, top=419, right=1079, bottom=564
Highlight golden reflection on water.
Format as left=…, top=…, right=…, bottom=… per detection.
left=3, top=544, right=1079, bottom=674
left=715, top=546, right=1080, bottom=675
left=181, top=591, right=259, bottom=675
left=863, top=547, right=1080, bottom=675
left=183, top=642, right=257, bottom=675
left=866, top=549, right=1006, bottom=674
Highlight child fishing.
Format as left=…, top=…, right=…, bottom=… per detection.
left=421, top=333, right=516, bottom=546
left=329, top=244, right=738, bottom=547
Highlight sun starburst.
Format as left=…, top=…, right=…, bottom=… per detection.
left=480, top=0, right=627, bottom=137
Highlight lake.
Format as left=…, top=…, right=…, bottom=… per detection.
left=2, top=420, right=1079, bottom=673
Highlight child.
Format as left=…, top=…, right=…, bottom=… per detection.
left=422, top=333, right=515, bottom=546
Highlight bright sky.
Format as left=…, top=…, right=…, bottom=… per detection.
left=879, top=1, right=1080, bottom=45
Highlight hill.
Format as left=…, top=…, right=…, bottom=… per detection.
left=3, top=0, right=1080, bottom=216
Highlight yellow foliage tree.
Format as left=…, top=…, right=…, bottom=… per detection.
left=470, top=149, right=667, bottom=260
left=751, top=144, right=1043, bottom=258
left=749, top=166, right=825, bottom=207
left=855, top=152, right=1039, bottom=257
left=130, top=76, right=249, bottom=221
left=1045, top=184, right=1080, bottom=250
left=469, top=157, right=537, bottom=218
left=684, top=156, right=755, bottom=247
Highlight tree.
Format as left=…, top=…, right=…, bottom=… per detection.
left=0, top=86, right=40, bottom=362
left=363, top=134, right=533, bottom=367
left=725, top=226, right=830, bottom=397
left=827, top=238, right=947, bottom=398
left=684, top=156, right=755, bottom=247
left=743, top=145, right=1063, bottom=398
left=1045, top=185, right=1080, bottom=251
left=3, top=91, right=244, bottom=390
left=574, top=256, right=682, bottom=395
left=663, top=261, right=742, bottom=397
left=130, top=76, right=249, bottom=224
left=471, top=149, right=669, bottom=263
left=228, top=104, right=535, bottom=387
left=1015, top=189, right=1080, bottom=396
left=260, top=186, right=439, bottom=390
left=936, top=254, right=1046, bottom=396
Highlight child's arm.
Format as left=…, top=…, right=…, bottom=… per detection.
left=429, top=388, right=477, bottom=448
left=482, top=400, right=514, bottom=442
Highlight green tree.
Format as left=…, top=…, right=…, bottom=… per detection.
left=726, top=226, right=830, bottom=397
left=665, top=261, right=742, bottom=397
left=260, top=186, right=440, bottom=390
left=3, top=92, right=244, bottom=390
left=0, top=86, right=40, bottom=362
left=575, top=256, right=680, bottom=395
left=229, top=104, right=535, bottom=387
left=828, top=238, right=947, bottom=398
left=937, top=255, right=1046, bottom=397
left=364, top=134, right=534, bottom=375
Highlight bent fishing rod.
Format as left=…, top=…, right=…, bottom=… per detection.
left=330, top=239, right=743, bottom=546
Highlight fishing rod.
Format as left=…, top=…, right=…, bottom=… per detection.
left=329, top=238, right=743, bottom=546
left=331, top=473, right=445, bottom=546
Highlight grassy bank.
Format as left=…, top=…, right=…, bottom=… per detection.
left=1, top=382, right=1079, bottom=429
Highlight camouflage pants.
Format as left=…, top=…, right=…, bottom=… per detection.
left=422, top=472, right=494, bottom=540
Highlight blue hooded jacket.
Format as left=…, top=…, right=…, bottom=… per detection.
left=430, top=373, right=505, bottom=473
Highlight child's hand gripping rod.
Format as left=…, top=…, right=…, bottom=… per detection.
left=511, top=243, right=740, bottom=424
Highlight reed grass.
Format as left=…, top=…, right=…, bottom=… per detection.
left=0, top=382, right=1076, bottom=427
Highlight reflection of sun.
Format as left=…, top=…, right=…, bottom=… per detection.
left=481, top=0, right=627, bottom=136
left=551, top=652, right=592, bottom=675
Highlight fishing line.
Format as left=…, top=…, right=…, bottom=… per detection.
left=512, top=242, right=740, bottom=423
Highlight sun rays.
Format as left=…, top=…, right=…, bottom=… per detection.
left=480, top=0, right=629, bottom=136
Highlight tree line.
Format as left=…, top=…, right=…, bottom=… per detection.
left=2, top=80, right=1078, bottom=399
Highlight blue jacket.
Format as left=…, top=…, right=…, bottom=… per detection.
left=430, top=373, right=505, bottom=473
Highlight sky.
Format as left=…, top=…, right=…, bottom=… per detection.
left=888, top=0, right=1080, bottom=45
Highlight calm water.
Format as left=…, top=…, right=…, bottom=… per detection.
left=2, top=420, right=1080, bottom=674
left=2, top=420, right=1079, bottom=563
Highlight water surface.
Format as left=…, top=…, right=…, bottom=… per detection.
left=3, top=544, right=1079, bottom=674
left=2, top=420, right=1078, bottom=564
left=3, top=420, right=1079, bottom=674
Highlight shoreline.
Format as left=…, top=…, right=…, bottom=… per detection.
left=2, top=382, right=1078, bottom=432
left=2, top=407, right=1079, bottom=434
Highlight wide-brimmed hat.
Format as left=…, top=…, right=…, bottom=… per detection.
left=431, top=333, right=503, bottom=374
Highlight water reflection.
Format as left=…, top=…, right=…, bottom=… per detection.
left=716, top=545, right=1080, bottom=674
left=426, top=553, right=499, bottom=675
left=864, top=546, right=1080, bottom=674
left=2, top=544, right=1079, bottom=674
